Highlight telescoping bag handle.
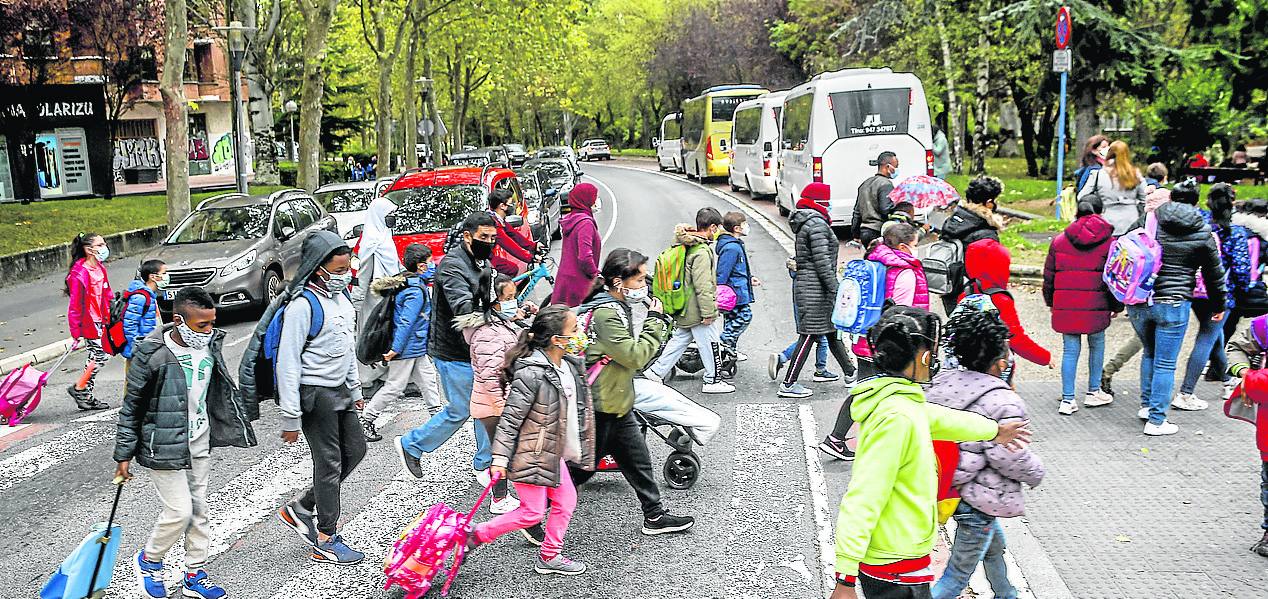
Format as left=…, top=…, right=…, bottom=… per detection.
left=84, top=476, right=125, bottom=599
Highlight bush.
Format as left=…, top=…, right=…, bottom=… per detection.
left=278, top=161, right=346, bottom=187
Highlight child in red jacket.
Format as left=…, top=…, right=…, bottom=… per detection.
left=963, top=238, right=1052, bottom=367
left=1224, top=315, right=1268, bottom=557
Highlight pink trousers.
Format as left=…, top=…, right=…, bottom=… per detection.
left=473, top=458, right=577, bottom=558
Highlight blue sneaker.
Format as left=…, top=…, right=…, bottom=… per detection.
left=182, top=570, right=227, bottom=598
left=311, top=534, right=365, bottom=565
left=277, top=502, right=318, bottom=546
left=133, top=550, right=166, bottom=599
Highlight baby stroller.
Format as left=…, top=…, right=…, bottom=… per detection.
left=1, top=344, right=77, bottom=426
left=674, top=342, right=737, bottom=381
left=595, top=378, right=721, bottom=490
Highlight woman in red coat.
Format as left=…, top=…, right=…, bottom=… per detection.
left=1042, top=196, right=1121, bottom=414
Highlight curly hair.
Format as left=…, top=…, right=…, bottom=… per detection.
left=965, top=176, right=1003, bottom=205
left=945, top=309, right=1011, bottom=373
left=868, top=306, right=942, bottom=376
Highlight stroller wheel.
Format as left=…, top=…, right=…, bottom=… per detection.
left=663, top=451, right=700, bottom=490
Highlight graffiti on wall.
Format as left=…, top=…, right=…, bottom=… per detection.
left=113, top=137, right=163, bottom=181
left=210, top=132, right=234, bottom=173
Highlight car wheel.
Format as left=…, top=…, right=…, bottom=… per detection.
left=730, top=176, right=741, bottom=192
left=264, top=269, right=284, bottom=306
left=777, top=195, right=790, bottom=216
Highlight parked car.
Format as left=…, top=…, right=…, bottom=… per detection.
left=518, top=171, right=562, bottom=242
left=532, top=146, right=580, bottom=172
left=655, top=113, right=683, bottom=172
left=728, top=91, right=787, bottom=198
left=312, top=177, right=396, bottom=243
left=448, top=147, right=508, bottom=168
left=578, top=139, right=611, bottom=161
left=503, top=143, right=528, bottom=167
left=143, top=189, right=337, bottom=310
left=369, top=165, right=536, bottom=275
left=522, top=157, right=581, bottom=214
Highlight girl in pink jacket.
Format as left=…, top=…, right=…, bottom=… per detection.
left=64, top=232, right=112, bottom=410
left=459, top=273, right=534, bottom=514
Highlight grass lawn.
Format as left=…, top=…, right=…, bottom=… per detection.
left=612, top=148, right=657, bottom=157
left=0, top=185, right=289, bottom=256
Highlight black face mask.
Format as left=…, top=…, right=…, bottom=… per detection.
left=384, top=215, right=397, bottom=229
left=469, top=238, right=495, bottom=261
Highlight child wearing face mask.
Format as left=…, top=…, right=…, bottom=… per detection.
left=122, top=259, right=167, bottom=368
left=467, top=305, right=595, bottom=576
left=460, top=272, right=535, bottom=514
left=715, top=211, right=759, bottom=358
left=115, top=286, right=256, bottom=599
left=64, top=232, right=114, bottom=410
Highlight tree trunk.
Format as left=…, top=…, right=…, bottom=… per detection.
left=970, top=17, right=990, bottom=175
left=161, top=0, right=190, bottom=229
left=1073, top=84, right=1097, bottom=163
left=402, top=22, right=419, bottom=170
left=1010, top=79, right=1039, bottom=177
left=933, top=0, right=963, bottom=175
left=1037, top=100, right=1056, bottom=176
left=297, top=0, right=338, bottom=191
left=239, top=0, right=278, bottom=184
left=562, top=110, right=575, bottom=146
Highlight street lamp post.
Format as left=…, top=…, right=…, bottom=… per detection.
left=215, top=20, right=256, bottom=194
left=415, top=76, right=433, bottom=167
left=284, top=100, right=298, bottom=162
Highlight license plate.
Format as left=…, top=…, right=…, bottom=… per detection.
left=165, top=290, right=178, bottom=301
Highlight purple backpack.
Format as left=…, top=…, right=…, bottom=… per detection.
left=1103, top=213, right=1163, bottom=305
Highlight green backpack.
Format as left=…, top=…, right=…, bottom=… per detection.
left=652, top=244, right=699, bottom=315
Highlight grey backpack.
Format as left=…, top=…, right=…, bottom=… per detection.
left=923, top=238, right=965, bottom=296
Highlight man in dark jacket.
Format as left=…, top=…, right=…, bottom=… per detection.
left=1126, top=181, right=1227, bottom=436
left=781, top=183, right=856, bottom=400
left=115, top=286, right=254, bottom=599
left=851, top=151, right=897, bottom=246
left=396, top=212, right=498, bottom=484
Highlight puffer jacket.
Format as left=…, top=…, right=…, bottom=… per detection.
left=121, top=280, right=160, bottom=359
left=1136, top=201, right=1226, bottom=306
left=667, top=224, right=719, bottom=327
left=964, top=239, right=1051, bottom=366
left=869, top=243, right=929, bottom=309
left=115, top=325, right=257, bottom=470
left=430, top=242, right=492, bottom=362
left=940, top=202, right=1002, bottom=246
left=580, top=293, right=672, bottom=417
left=927, top=369, right=1045, bottom=518
left=373, top=273, right=431, bottom=359
left=790, top=208, right=839, bottom=335
left=715, top=233, right=755, bottom=306
left=490, top=351, right=596, bottom=486
left=457, top=311, right=525, bottom=419
left=1042, top=214, right=1120, bottom=334
left=66, top=258, right=112, bottom=340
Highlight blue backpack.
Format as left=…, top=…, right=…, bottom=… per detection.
left=833, top=259, right=888, bottom=334
left=254, top=289, right=330, bottom=401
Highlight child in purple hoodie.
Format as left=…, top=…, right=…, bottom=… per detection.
left=928, top=309, right=1046, bottom=599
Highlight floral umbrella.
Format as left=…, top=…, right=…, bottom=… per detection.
left=887, top=174, right=960, bottom=209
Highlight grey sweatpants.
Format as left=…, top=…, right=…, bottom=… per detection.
left=144, top=455, right=211, bottom=569
left=364, top=356, right=442, bottom=419
left=296, top=385, right=367, bottom=536
left=1102, top=335, right=1144, bottom=380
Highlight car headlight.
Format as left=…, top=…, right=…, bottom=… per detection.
left=220, top=250, right=257, bottom=277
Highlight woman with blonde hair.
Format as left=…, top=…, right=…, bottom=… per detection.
left=1078, top=139, right=1146, bottom=236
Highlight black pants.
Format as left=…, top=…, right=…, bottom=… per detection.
left=298, top=385, right=367, bottom=536
left=859, top=575, right=932, bottom=599
left=858, top=227, right=881, bottom=249
left=569, top=411, right=663, bottom=519
left=784, top=333, right=855, bottom=386
left=479, top=417, right=508, bottom=499
left=830, top=358, right=875, bottom=439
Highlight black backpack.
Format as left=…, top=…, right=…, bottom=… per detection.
left=356, top=277, right=416, bottom=365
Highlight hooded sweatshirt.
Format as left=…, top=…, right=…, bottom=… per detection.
left=667, top=224, right=718, bottom=328
left=835, top=377, right=998, bottom=580
left=554, top=186, right=601, bottom=307
left=964, top=239, right=1052, bottom=366
left=1042, top=214, right=1119, bottom=334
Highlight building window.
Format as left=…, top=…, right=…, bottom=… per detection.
left=22, top=27, right=56, bottom=60
left=136, top=47, right=158, bottom=80
left=116, top=119, right=158, bottom=139
left=193, top=42, right=214, bottom=83
left=183, top=48, right=196, bottom=81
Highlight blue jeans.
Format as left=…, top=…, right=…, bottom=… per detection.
left=1180, top=301, right=1225, bottom=394
left=1061, top=332, right=1105, bottom=402
left=931, top=504, right=1017, bottom=599
left=400, top=358, right=492, bottom=470
left=1127, top=300, right=1191, bottom=425
left=721, top=304, right=753, bottom=349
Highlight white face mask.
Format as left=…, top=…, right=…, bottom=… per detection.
left=739, top=223, right=751, bottom=236
left=320, top=267, right=352, bottom=293
left=175, top=317, right=213, bottom=350
left=621, top=285, right=649, bottom=303
left=1097, top=146, right=1109, bottom=159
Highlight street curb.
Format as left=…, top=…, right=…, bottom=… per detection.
left=0, top=338, right=76, bottom=376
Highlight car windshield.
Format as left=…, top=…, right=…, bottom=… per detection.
left=450, top=154, right=489, bottom=167
left=529, top=161, right=571, bottom=179
left=387, top=185, right=487, bottom=234
left=167, top=205, right=271, bottom=244
left=518, top=177, right=542, bottom=208
left=506, top=144, right=525, bottom=153
left=537, top=148, right=566, bottom=158
left=314, top=188, right=374, bottom=213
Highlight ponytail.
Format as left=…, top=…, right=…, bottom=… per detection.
left=65, top=232, right=100, bottom=296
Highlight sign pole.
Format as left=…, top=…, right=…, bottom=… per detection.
left=1055, top=71, right=1068, bottom=219
left=1053, top=6, right=1072, bottom=220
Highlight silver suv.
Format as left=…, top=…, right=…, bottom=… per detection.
left=143, top=189, right=337, bottom=310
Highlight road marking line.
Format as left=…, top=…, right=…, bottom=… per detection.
left=0, top=423, right=110, bottom=492
left=268, top=424, right=476, bottom=598
left=797, top=404, right=836, bottom=597
left=583, top=174, right=621, bottom=244
left=0, top=423, right=30, bottom=439
left=73, top=406, right=121, bottom=422
left=225, top=333, right=252, bottom=347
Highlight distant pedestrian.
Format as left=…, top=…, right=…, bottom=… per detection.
left=1042, top=195, right=1119, bottom=414
left=851, top=151, right=898, bottom=247
left=932, top=119, right=951, bottom=180
left=1073, top=134, right=1109, bottom=192
left=1078, top=140, right=1146, bottom=236
left=964, top=238, right=1052, bottom=367
left=64, top=232, right=112, bottom=411
left=830, top=307, right=1031, bottom=599
left=552, top=183, right=601, bottom=307
left=121, top=259, right=166, bottom=366
left=715, top=211, right=758, bottom=357
left=1222, top=315, right=1268, bottom=558
left=488, top=187, right=540, bottom=277
left=115, top=286, right=255, bottom=599
left=929, top=309, right=1045, bottom=599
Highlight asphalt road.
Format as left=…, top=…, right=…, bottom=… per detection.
left=0, top=163, right=834, bottom=598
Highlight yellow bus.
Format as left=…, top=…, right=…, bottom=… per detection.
left=681, top=84, right=769, bottom=180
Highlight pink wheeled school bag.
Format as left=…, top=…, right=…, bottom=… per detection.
left=383, top=473, right=500, bottom=598
left=0, top=344, right=77, bottom=425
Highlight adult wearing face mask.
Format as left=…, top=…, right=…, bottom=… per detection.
left=355, top=195, right=404, bottom=394
left=487, top=187, right=540, bottom=277
left=851, top=151, right=899, bottom=247
left=552, top=183, right=601, bottom=307
left=396, top=212, right=500, bottom=489
left=1073, top=135, right=1110, bottom=193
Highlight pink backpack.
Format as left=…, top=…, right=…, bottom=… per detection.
left=716, top=284, right=738, bottom=312
left=382, top=473, right=499, bottom=598
left=1103, top=212, right=1163, bottom=305
left=1, top=345, right=77, bottom=426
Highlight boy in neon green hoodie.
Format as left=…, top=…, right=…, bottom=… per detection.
left=832, top=307, right=1032, bottom=599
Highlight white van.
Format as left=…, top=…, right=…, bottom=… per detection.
left=728, top=91, right=787, bottom=198
left=775, top=68, right=934, bottom=228
left=655, top=113, right=683, bottom=172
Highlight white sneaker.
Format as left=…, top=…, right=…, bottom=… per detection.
left=1171, top=392, right=1209, bottom=411
left=768, top=352, right=784, bottom=380
left=702, top=381, right=736, bottom=394
left=490, top=495, right=520, bottom=514
left=1143, top=420, right=1179, bottom=436
left=735, top=351, right=749, bottom=362
left=1084, top=390, right=1114, bottom=407
left=1058, top=401, right=1078, bottom=415
left=1138, top=407, right=1150, bottom=420
left=474, top=468, right=492, bottom=488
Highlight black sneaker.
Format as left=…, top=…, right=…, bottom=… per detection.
left=641, top=513, right=695, bottom=536
left=68, top=385, right=109, bottom=410
left=1253, top=531, right=1268, bottom=557
left=817, top=436, right=855, bottom=461
left=394, top=436, right=425, bottom=479
left=521, top=523, right=546, bottom=547
left=361, top=418, right=382, bottom=442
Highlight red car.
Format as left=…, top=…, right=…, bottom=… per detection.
left=357, top=165, right=536, bottom=276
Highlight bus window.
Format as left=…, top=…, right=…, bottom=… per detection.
left=711, top=96, right=748, bottom=123
left=733, top=107, right=761, bottom=145
left=829, top=88, right=910, bottom=139
left=663, top=116, right=681, bottom=140
left=683, top=100, right=704, bottom=148
left=782, top=94, right=812, bottom=151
